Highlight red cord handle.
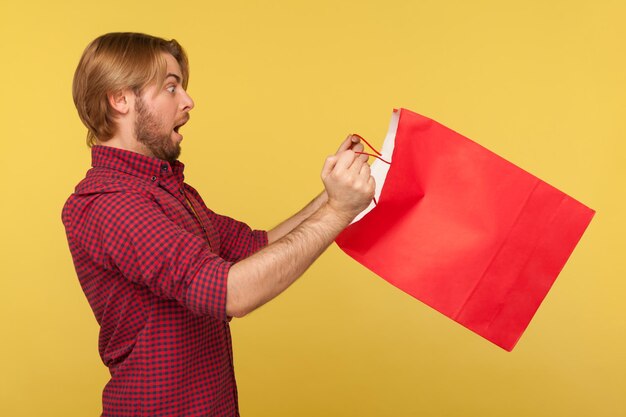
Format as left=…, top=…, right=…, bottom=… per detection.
left=351, top=133, right=391, bottom=165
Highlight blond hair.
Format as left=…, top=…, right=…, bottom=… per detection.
left=72, top=32, right=189, bottom=146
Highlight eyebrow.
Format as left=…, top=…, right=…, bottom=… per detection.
left=165, top=73, right=182, bottom=83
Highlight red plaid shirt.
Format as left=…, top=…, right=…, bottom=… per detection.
left=62, top=146, right=267, bottom=417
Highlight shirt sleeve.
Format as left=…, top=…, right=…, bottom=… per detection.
left=209, top=211, right=268, bottom=262
left=183, top=185, right=268, bottom=262
left=74, top=191, right=231, bottom=321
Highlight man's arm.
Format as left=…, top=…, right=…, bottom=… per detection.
left=266, top=191, right=328, bottom=244
left=266, top=135, right=368, bottom=244
left=226, top=148, right=374, bottom=318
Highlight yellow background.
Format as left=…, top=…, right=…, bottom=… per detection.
left=1, top=1, right=624, bottom=416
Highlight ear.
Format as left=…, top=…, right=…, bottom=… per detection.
left=107, top=89, right=134, bottom=115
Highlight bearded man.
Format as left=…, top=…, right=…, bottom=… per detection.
left=63, top=32, right=374, bottom=417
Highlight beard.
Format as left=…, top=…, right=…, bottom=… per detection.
left=134, top=96, right=181, bottom=163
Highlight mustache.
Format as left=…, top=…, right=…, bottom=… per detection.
left=177, top=114, right=190, bottom=127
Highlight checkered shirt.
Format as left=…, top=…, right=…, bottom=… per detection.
left=62, top=146, right=267, bottom=416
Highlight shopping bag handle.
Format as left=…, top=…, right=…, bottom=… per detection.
left=351, top=133, right=391, bottom=165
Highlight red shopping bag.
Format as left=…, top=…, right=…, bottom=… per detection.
left=336, top=108, right=595, bottom=351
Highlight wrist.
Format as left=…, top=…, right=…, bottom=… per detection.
left=320, top=201, right=357, bottom=229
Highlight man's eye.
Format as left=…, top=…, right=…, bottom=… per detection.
left=167, top=86, right=176, bottom=93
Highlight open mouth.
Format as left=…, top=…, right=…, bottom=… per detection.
left=173, top=116, right=189, bottom=136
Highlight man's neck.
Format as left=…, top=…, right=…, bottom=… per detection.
left=97, top=136, right=154, bottom=159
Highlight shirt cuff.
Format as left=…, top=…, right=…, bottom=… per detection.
left=186, top=256, right=233, bottom=321
left=254, top=229, right=269, bottom=250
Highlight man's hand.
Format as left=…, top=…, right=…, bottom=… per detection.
left=321, top=147, right=375, bottom=224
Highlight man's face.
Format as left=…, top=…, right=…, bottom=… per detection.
left=133, top=53, right=194, bottom=162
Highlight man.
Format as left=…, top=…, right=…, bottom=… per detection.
left=63, top=32, right=374, bottom=416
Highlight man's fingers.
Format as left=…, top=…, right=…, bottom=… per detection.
left=351, top=142, right=364, bottom=153
left=336, top=135, right=353, bottom=153
left=335, top=134, right=368, bottom=163
left=336, top=134, right=360, bottom=153
left=359, top=162, right=371, bottom=177
left=350, top=142, right=370, bottom=163
left=334, top=149, right=359, bottom=171
left=348, top=153, right=367, bottom=175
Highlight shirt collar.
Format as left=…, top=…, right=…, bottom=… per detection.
left=91, top=145, right=185, bottom=184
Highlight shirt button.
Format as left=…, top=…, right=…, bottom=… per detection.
left=161, top=164, right=168, bottom=172
left=179, top=188, right=184, bottom=194
left=151, top=176, right=157, bottom=182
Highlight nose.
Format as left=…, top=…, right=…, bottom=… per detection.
left=182, top=89, right=195, bottom=111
